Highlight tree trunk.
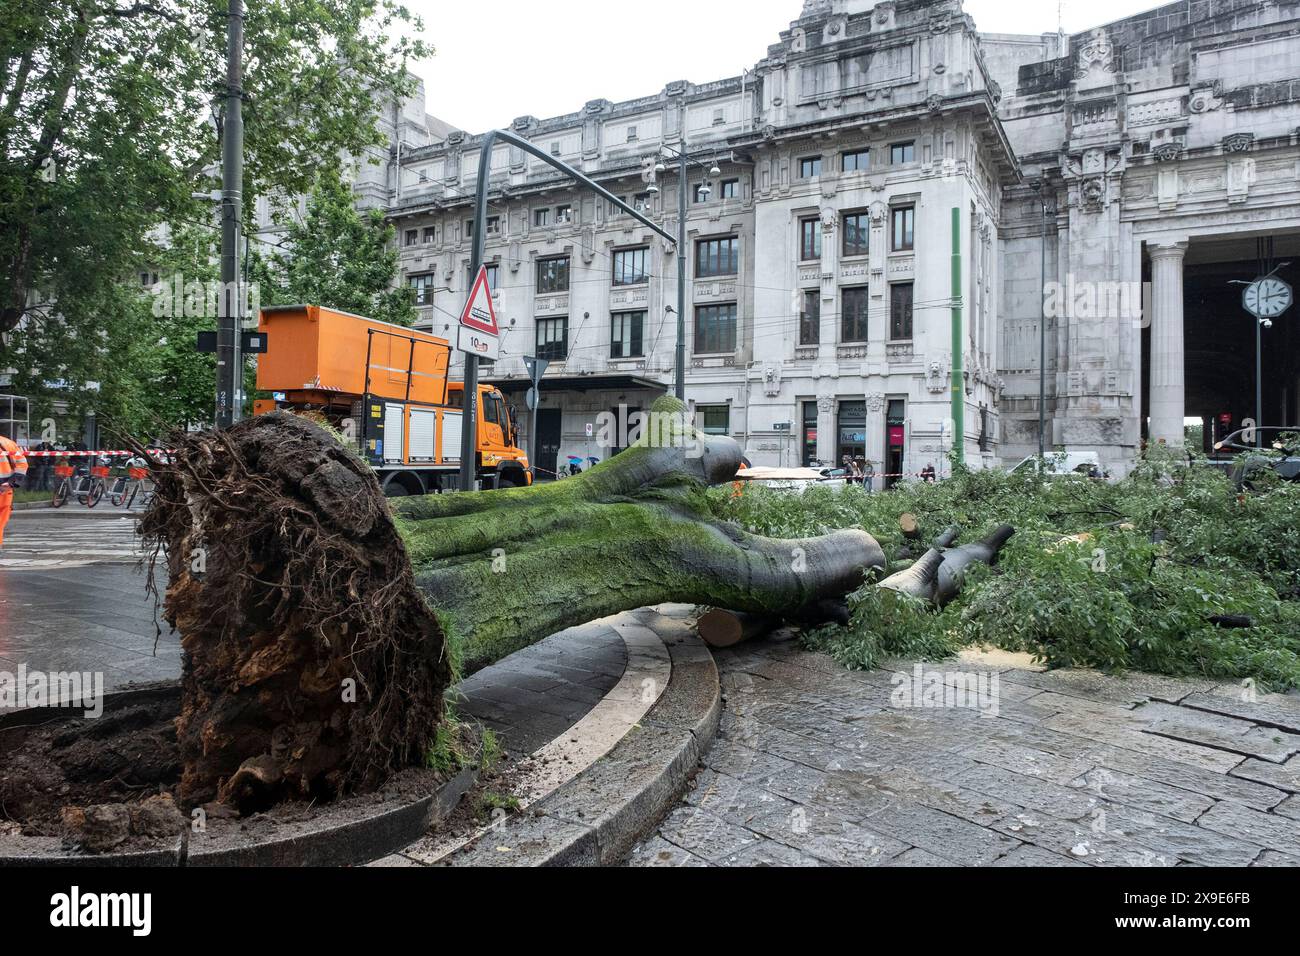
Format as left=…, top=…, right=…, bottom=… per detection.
left=144, top=397, right=884, bottom=811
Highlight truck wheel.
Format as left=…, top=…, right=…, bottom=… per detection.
left=381, top=473, right=423, bottom=497
left=497, top=470, right=524, bottom=489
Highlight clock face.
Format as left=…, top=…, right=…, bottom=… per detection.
left=1243, top=277, right=1293, bottom=319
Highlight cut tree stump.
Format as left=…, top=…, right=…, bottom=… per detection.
left=697, top=609, right=778, bottom=648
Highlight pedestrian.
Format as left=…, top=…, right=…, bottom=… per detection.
left=921, top=462, right=937, bottom=483
left=30, top=439, right=52, bottom=491
left=845, top=455, right=864, bottom=485
left=0, top=433, right=30, bottom=548
left=860, top=458, right=874, bottom=492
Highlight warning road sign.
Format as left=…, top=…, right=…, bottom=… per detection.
left=459, top=266, right=499, bottom=336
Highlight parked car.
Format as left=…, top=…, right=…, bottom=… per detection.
left=1009, top=452, right=1108, bottom=480
left=733, top=466, right=847, bottom=492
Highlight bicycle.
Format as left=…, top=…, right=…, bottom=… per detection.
left=109, top=458, right=149, bottom=506
left=121, top=464, right=154, bottom=509
left=51, top=461, right=109, bottom=507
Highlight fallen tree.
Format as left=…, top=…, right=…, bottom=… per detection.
left=143, top=396, right=884, bottom=811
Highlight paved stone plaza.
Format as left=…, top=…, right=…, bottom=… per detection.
left=629, top=637, right=1300, bottom=867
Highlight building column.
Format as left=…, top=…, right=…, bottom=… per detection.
left=815, top=395, right=835, bottom=465
left=1148, top=241, right=1188, bottom=448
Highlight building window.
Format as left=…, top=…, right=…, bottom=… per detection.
left=613, top=246, right=649, bottom=286
left=422, top=226, right=436, bottom=244
left=721, top=178, right=739, bottom=199
left=486, top=215, right=501, bottom=235
left=534, top=208, right=550, bottom=227
left=798, top=217, right=821, bottom=261
left=799, top=156, right=822, bottom=178
left=695, top=236, right=738, bottom=277
left=536, top=316, right=568, bottom=360
left=694, top=303, right=737, bottom=354
left=841, top=286, right=869, bottom=343
left=890, top=282, right=913, bottom=340
left=404, top=229, right=418, bottom=247
left=890, top=142, right=915, bottom=165
left=800, top=290, right=820, bottom=346
left=693, top=182, right=712, bottom=203
left=408, top=273, right=436, bottom=306
left=842, top=149, right=870, bottom=172
left=555, top=204, right=572, bottom=224
left=549, top=141, right=561, bottom=156
left=626, top=126, right=638, bottom=142
left=842, top=211, right=869, bottom=257
left=802, top=400, right=818, bottom=467
left=536, top=256, right=569, bottom=294
left=464, top=220, right=474, bottom=238
left=611, top=310, right=645, bottom=358
left=633, top=192, right=651, bottom=212
left=891, top=205, right=915, bottom=251
left=610, top=196, right=627, bottom=217
left=695, top=404, right=730, bottom=435
left=468, top=263, right=499, bottom=293
left=838, top=400, right=867, bottom=466
left=712, top=108, right=726, bottom=126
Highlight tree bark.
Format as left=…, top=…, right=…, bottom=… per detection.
left=144, top=397, right=885, bottom=810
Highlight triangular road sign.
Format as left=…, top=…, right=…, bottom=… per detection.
left=459, top=266, right=499, bottom=336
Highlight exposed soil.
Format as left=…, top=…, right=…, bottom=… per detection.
left=0, top=691, right=471, bottom=855
left=0, top=697, right=183, bottom=850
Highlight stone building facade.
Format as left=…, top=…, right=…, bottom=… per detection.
left=365, top=0, right=1300, bottom=479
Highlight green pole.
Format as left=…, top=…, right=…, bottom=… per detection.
left=950, top=206, right=964, bottom=465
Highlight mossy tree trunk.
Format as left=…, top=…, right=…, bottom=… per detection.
left=145, top=397, right=884, bottom=811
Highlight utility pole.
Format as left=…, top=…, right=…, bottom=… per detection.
left=1037, top=186, right=1048, bottom=458
left=950, top=206, right=964, bottom=465
left=675, top=149, right=687, bottom=400
left=215, top=0, right=244, bottom=428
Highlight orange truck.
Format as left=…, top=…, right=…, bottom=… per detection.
left=252, top=304, right=530, bottom=495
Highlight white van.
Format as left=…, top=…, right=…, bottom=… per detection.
left=1009, top=452, right=1107, bottom=479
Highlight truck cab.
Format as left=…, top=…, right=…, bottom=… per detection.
left=448, top=384, right=531, bottom=489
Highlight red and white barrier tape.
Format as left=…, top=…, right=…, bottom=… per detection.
left=22, top=450, right=173, bottom=458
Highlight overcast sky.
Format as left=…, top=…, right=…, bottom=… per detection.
left=404, top=0, right=1168, bottom=133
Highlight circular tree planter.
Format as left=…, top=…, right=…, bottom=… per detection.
left=0, top=683, right=477, bottom=868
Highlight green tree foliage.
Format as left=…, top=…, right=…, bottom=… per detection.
left=714, top=451, right=1300, bottom=689
left=253, top=164, right=415, bottom=326
left=0, top=0, right=429, bottom=423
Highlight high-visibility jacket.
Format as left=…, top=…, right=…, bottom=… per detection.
left=0, top=435, right=28, bottom=490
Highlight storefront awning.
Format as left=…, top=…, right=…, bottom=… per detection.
left=486, top=373, right=669, bottom=394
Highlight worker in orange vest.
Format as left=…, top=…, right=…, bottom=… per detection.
left=0, top=434, right=30, bottom=548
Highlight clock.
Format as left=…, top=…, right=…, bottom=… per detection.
left=1242, top=276, right=1293, bottom=319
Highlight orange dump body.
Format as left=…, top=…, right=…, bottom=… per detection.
left=256, top=305, right=451, bottom=406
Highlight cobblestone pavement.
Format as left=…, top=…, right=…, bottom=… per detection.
left=628, top=634, right=1300, bottom=867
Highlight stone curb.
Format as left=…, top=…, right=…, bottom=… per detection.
left=449, top=624, right=721, bottom=866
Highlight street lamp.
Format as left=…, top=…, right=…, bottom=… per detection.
left=656, top=143, right=721, bottom=401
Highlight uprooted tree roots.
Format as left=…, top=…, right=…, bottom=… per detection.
left=143, top=396, right=884, bottom=813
